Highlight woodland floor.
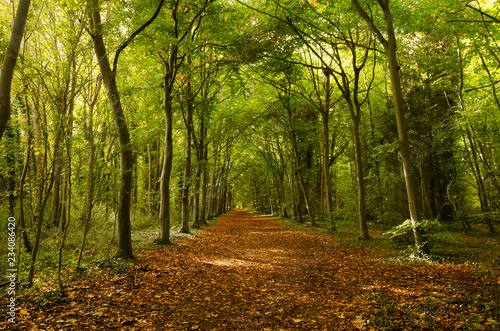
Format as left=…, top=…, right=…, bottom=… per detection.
left=2, top=209, right=500, bottom=330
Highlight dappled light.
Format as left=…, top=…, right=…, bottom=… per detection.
left=198, top=257, right=275, bottom=269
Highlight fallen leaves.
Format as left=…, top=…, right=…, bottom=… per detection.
left=2, top=209, right=499, bottom=330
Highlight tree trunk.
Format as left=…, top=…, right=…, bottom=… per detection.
left=384, top=9, right=424, bottom=249
left=159, top=123, right=173, bottom=242
left=77, top=77, right=100, bottom=267
left=0, top=0, right=31, bottom=141
left=192, top=154, right=202, bottom=228
left=88, top=1, right=134, bottom=259
left=180, top=61, right=194, bottom=233
left=456, top=37, right=495, bottom=233
left=351, top=115, right=369, bottom=239
left=267, top=176, right=274, bottom=215
left=199, top=122, right=208, bottom=225
left=57, top=117, right=73, bottom=292
left=207, top=148, right=218, bottom=220
left=200, top=162, right=208, bottom=224
left=147, top=143, right=153, bottom=216
left=367, top=91, right=384, bottom=223
left=158, top=47, right=177, bottom=244
left=28, top=163, right=55, bottom=285
left=192, top=97, right=207, bottom=229
left=287, top=106, right=315, bottom=225
left=321, top=71, right=333, bottom=227
left=18, top=96, right=32, bottom=252
left=50, top=133, right=64, bottom=226
left=192, top=161, right=201, bottom=228
left=153, top=137, right=161, bottom=214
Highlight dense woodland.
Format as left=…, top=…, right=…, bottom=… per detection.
left=0, top=0, right=499, bottom=290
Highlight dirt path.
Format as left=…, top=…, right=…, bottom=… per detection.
left=7, top=210, right=498, bottom=330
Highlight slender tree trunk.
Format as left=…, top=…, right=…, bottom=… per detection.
left=293, top=147, right=316, bottom=225
left=217, top=144, right=231, bottom=216
left=473, top=127, right=500, bottom=200
left=367, top=92, right=384, bottom=221
left=199, top=121, right=208, bottom=225
left=414, top=83, right=435, bottom=220
left=293, top=165, right=304, bottom=222
left=5, top=124, right=17, bottom=216
left=267, top=176, right=274, bottom=215
left=386, top=29, right=424, bottom=248
left=147, top=143, right=153, bottom=215
left=181, top=61, right=194, bottom=233
left=158, top=48, right=177, bottom=244
left=50, top=132, right=64, bottom=226
left=18, top=96, right=32, bottom=252
left=192, top=100, right=206, bottom=229
left=57, top=121, right=73, bottom=292
left=480, top=52, right=500, bottom=135
left=321, top=71, right=333, bottom=227
left=351, top=116, right=369, bottom=239
left=0, top=0, right=31, bottom=141
left=192, top=155, right=202, bottom=228
left=153, top=137, right=161, bottom=214
left=28, top=163, right=55, bottom=285
left=32, top=100, right=43, bottom=228
left=158, top=123, right=173, bottom=242
left=287, top=107, right=315, bottom=225
left=77, top=77, right=100, bottom=267
left=207, top=145, right=219, bottom=219
left=456, top=37, right=495, bottom=233
left=199, top=155, right=208, bottom=225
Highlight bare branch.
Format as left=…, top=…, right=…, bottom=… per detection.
left=465, top=80, right=500, bottom=93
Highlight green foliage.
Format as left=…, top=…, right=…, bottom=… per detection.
left=384, top=219, right=444, bottom=239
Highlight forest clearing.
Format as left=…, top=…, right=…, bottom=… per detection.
left=2, top=209, right=499, bottom=330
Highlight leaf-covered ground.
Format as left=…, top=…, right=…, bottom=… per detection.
left=3, top=210, right=500, bottom=330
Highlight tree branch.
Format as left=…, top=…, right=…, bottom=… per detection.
left=465, top=80, right=500, bottom=93
left=113, top=0, right=166, bottom=73
left=350, top=0, right=388, bottom=50
left=465, top=4, right=500, bottom=23
left=447, top=19, right=500, bottom=24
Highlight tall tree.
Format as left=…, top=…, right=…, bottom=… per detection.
left=87, top=0, right=164, bottom=258
left=157, top=0, right=208, bottom=241
left=0, top=0, right=31, bottom=141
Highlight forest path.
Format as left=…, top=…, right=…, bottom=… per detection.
left=12, top=209, right=496, bottom=330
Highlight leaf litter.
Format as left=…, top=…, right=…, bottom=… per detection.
left=2, top=209, right=499, bottom=330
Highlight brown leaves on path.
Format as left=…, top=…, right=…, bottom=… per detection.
left=4, top=209, right=499, bottom=330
